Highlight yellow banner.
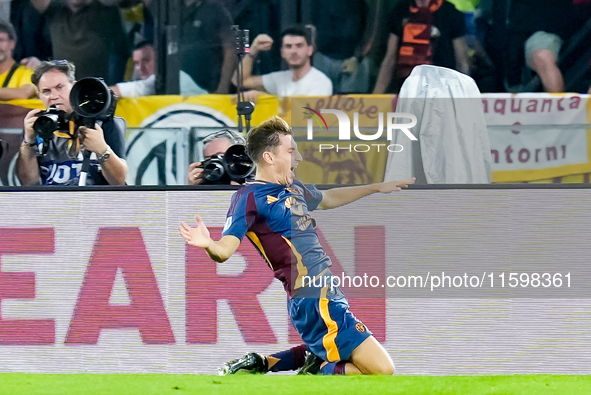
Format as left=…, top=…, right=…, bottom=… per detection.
left=4, top=93, right=591, bottom=184
left=491, top=129, right=591, bottom=183
left=115, top=94, right=280, bottom=128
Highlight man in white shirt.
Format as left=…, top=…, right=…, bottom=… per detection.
left=233, top=25, right=332, bottom=96
left=111, top=41, right=155, bottom=98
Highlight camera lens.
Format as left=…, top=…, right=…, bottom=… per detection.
left=223, top=145, right=255, bottom=181
left=203, top=161, right=225, bottom=182
left=78, top=86, right=107, bottom=114
left=70, top=77, right=114, bottom=120
left=33, top=115, right=59, bottom=140
left=226, top=153, right=252, bottom=176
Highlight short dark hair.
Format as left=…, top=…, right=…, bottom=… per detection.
left=246, top=116, right=291, bottom=163
left=0, top=19, right=17, bottom=41
left=31, top=60, right=76, bottom=87
left=133, top=39, right=153, bottom=51
left=280, top=24, right=312, bottom=46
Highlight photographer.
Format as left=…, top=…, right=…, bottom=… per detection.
left=188, top=129, right=246, bottom=185
left=16, top=60, right=128, bottom=186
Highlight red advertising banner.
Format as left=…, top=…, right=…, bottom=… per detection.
left=0, top=189, right=590, bottom=374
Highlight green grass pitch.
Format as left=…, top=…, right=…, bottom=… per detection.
left=1, top=374, right=590, bottom=395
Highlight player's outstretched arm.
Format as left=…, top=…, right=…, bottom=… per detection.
left=179, top=215, right=240, bottom=262
left=317, top=178, right=415, bottom=210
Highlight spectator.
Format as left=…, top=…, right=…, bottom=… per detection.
left=179, top=0, right=235, bottom=94
left=311, top=0, right=371, bottom=93
left=227, top=0, right=282, bottom=75
left=110, top=40, right=155, bottom=97
left=234, top=25, right=333, bottom=96
left=188, top=129, right=245, bottom=185
left=506, top=0, right=574, bottom=93
left=10, top=0, right=52, bottom=61
left=0, top=19, right=35, bottom=100
left=29, top=0, right=129, bottom=85
left=16, top=60, right=128, bottom=185
left=373, top=0, right=469, bottom=93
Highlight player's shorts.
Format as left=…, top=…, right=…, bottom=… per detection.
left=525, top=31, right=563, bottom=68
left=288, top=297, right=372, bottom=362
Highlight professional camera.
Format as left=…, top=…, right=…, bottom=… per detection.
left=32, top=77, right=116, bottom=140
left=33, top=106, right=69, bottom=141
left=200, top=144, right=255, bottom=185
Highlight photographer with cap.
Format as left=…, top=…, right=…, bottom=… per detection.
left=16, top=60, right=128, bottom=186
left=188, top=129, right=247, bottom=185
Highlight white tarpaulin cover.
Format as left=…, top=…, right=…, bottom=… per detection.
left=384, top=65, right=492, bottom=183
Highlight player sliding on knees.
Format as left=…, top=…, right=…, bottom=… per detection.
left=179, top=116, right=414, bottom=375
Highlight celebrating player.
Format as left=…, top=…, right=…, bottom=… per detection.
left=179, top=116, right=414, bottom=375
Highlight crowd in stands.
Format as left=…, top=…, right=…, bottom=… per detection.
left=2, top=0, right=591, bottom=99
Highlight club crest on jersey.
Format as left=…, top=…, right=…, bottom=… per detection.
left=285, top=196, right=304, bottom=216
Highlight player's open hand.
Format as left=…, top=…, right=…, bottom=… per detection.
left=179, top=215, right=211, bottom=248
left=375, top=177, right=416, bottom=193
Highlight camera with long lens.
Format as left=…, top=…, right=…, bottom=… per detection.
left=200, top=144, right=255, bottom=185
left=32, top=77, right=116, bottom=141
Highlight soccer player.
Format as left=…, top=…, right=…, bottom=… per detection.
left=179, top=116, right=414, bottom=375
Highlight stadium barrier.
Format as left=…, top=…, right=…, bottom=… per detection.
left=0, top=188, right=590, bottom=374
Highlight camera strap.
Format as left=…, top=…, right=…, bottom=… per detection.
left=2, top=62, right=20, bottom=88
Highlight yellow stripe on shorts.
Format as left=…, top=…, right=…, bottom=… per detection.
left=319, top=296, right=341, bottom=362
